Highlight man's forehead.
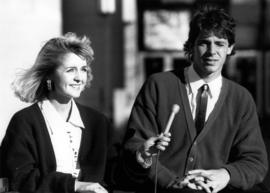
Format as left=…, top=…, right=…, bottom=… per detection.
left=197, top=31, right=228, bottom=42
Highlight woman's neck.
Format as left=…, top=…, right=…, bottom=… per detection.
left=48, top=97, right=72, bottom=121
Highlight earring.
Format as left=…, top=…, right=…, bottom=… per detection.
left=47, top=80, right=52, bottom=91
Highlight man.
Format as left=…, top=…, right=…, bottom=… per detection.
left=121, top=4, right=268, bottom=193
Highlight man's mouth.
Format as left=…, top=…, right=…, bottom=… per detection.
left=203, top=58, right=218, bottom=64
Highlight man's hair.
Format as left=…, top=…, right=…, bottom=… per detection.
left=183, top=4, right=236, bottom=60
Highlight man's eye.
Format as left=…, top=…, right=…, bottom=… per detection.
left=66, top=68, right=75, bottom=73
left=197, top=41, right=207, bottom=46
left=216, top=43, right=225, bottom=47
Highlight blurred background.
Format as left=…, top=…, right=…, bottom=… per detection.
left=0, top=0, right=270, bottom=190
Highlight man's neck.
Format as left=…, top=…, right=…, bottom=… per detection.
left=191, top=65, right=222, bottom=83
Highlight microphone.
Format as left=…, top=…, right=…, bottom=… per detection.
left=164, top=104, right=180, bottom=134
left=154, top=104, right=180, bottom=193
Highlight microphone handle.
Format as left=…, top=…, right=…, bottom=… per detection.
left=164, top=112, right=176, bottom=134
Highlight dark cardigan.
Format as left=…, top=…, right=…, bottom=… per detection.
left=122, top=70, right=268, bottom=192
left=0, top=102, right=114, bottom=193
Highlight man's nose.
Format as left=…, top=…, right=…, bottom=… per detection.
left=207, top=44, right=216, bottom=54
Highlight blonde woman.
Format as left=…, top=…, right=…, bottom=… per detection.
left=0, top=33, right=113, bottom=193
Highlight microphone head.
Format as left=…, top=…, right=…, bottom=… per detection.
left=172, top=104, right=180, bottom=114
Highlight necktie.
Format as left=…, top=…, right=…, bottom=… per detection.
left=195, top=84, right=209, bottom=134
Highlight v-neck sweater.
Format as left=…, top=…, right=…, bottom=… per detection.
left=123, top=69, right=268, bottom=192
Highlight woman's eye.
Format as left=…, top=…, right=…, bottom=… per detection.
left=82, top=67, right=89, bottom=72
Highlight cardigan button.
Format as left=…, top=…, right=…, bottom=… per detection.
left=189, top=157, right=194, bottom=162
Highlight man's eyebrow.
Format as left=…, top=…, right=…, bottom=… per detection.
left=196, top=39, right=210, bottom=42
left=214, top=40, right=227, bottom=44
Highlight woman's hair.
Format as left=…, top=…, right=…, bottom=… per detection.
left=12, top=32, right=94, bottom=103
left=183, top=4, right=236, bottom=60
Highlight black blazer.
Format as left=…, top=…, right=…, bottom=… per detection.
left=0, top=102, right=114, bottom=193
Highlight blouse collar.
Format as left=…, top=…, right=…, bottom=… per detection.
left=39, top=98, right=85, bottom=129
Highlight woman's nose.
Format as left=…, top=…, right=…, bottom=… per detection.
left=74, top=71, right=82, bottom=81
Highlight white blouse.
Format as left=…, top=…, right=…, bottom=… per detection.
left=38, top=99, right=85, bottom=178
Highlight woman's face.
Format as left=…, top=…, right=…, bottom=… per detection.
left=50, top=52, right=89, bottom=101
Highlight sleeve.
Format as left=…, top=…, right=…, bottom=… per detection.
left=223, top=92, right=268, bottom=190
left=0, top=113, right=76, bottom=193
left=136, top=151, right=153, bottom=169
left=120, top=77, right=179, bottom=189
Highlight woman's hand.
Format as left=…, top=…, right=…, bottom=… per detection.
left=75, top=181, right=108, bottom=193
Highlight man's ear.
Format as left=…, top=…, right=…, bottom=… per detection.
left=227, top=44, right=235, bottom=55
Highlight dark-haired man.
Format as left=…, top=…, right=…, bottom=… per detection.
left=121, top=5, right=268, bottom=193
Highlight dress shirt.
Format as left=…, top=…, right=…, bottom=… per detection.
left=38, top=99, right=85, bottom=178
left=185, top=64, right=222, bottom=121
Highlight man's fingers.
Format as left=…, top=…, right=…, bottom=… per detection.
left=184, top=173, right=203, bottom=182
left=157, top=140, right=169, bottom=147
left=196, top=180, right=212, bottom=193
left=158, top=133, right=171, bottom=141
left=186, top=182, right=198, bottom=190
left=188, top=169, right=213, bottom=181
left=160, top=132, right=171, bottom=137
left=188, top=169, right=209, bottom=176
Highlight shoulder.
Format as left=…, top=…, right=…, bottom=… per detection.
left=224, top=78, right=252, bottom=95
left=142, top=70, right=182, bottom=92
left=75, top=103, right=112, bottom=138
left=76, top=102, right=110, bottom=124
left=6, top=103, right=44, bottom=137
left=134, top=71, right=185, bottom=108
left=223, top=78, right=255, bottom=103
left=147, top=70, right=181, bottom=83
left=10, top=103, right=41, bottom=123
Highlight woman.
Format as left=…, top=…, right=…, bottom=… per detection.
left=0, top=33, right=113, bottom=193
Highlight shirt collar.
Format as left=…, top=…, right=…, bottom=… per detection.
left=39, top=99, right=85, bottom=129
left=186, top=64, right=222, bottom=98
left=68, top=100, right=85, bottom=128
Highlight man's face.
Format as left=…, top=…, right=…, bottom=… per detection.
left=193, top=32, right=234, bottom=80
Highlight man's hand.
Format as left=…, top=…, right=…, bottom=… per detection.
left=139, top=132, right=171, bottom=158
left=182, top=168, right=230, bottom=193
